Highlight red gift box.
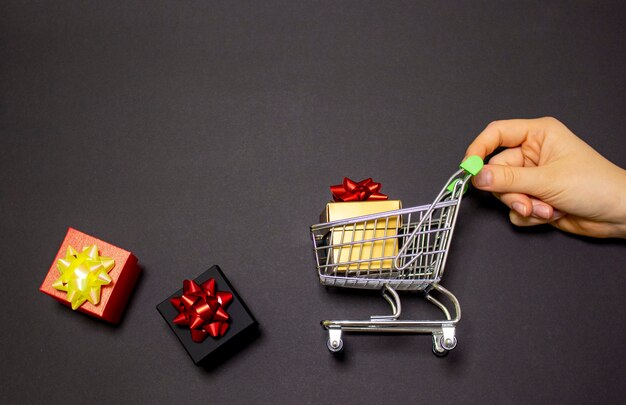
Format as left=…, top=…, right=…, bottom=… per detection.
left=39, top=227, right=140, bottom=323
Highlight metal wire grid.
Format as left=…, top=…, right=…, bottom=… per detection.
left=311, top=169, right=468, bottom=291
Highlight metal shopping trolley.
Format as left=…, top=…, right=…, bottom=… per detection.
left=310, top=156, right=483, bottom=356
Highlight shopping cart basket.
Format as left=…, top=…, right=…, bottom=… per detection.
left=310, top=156, right=483, bottom=356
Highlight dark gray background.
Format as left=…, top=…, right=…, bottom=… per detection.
left=1, top=1, right=625, bottom=404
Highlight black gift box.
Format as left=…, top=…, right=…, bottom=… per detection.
left=157, top=265, right=258, bottom=366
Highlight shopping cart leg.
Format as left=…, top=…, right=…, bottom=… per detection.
left=371, top=284, right=401, bottom=321
left=426, top=284, right=459, bottom=356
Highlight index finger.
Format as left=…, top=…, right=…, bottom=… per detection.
left=465, top=118, right=547, bottom=159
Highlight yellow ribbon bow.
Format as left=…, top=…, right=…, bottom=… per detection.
left=51, top=245, right=115, bottom=310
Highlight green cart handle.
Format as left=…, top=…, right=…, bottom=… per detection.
left=460, top=155, right=484, bottom=175
left=446, top=155, right=484, bottom=193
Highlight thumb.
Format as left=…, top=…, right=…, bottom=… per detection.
left=472, top=164, right=544, bottom=195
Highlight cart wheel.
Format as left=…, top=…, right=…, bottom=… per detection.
left=441, top=336, right=457, bottom=351
left=327, top=338, right=344, bottom=353
left=432, top=344, right=448, bottom=357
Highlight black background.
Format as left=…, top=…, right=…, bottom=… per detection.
left=1, top=1, right=625, bottom=404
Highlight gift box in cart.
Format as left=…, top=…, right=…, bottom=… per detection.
left=310, top=156, right=483, bottom=356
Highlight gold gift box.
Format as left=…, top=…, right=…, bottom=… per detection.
left=321, top=200, right=402, bottom=272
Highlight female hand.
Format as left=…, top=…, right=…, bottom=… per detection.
left=465, top=117, right=626, bottom=238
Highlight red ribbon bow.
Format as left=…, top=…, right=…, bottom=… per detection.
left=170, top=278, right=233, bottom=343
left=330, top=177, right=388, bottom=202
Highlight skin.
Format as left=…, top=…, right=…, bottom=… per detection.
left=465, top=117, right=626, bottom=238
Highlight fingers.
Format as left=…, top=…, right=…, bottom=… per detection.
left=494, top=192, right=533, bottom=217
left=465, top=119, right=533, bottom=159
left=465, top=117, right=581, bottom=231
left=472, top=144, right=545, bottom=196
left=509, top=210, right=551, bottom=227
left=488, top=147, right=526, bottom=167
left=486, top=148, right=551, bottom=217
left=494, top=192, right=563, bottom=220
left=509, top=207, right=566, bottom=227
left=472, top=164, right=544, bottom=195
left=464, top=118, right=554, bottom=159
left=529, top=199, right=560, bottom=220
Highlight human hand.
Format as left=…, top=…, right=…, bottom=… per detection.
left=465, top=117, right=626, bottom=238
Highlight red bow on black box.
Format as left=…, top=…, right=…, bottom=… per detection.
left=170, top=278, right=233, bottom=343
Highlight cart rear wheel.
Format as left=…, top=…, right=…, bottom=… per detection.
left=432, top=344, right=448, bottom=357
left=327, top=338, right=344, bottom=353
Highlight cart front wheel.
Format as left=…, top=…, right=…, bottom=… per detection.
left=432, top=333, right=454, bottom=357
left=327, top=338, right=344, bottom=353
left=441, top=336, right=457, bottom=351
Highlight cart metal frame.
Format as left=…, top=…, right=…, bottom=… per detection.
left=310, top=157, right=482, bottom=356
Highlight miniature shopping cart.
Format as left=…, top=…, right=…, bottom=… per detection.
left=310, top=156, right=483, bottom=356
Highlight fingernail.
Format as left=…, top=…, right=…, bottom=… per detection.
left=533, top=204, right=551, bottom=219
left=551, top=210, right=566, bottom=221
left=512, top=202, right=527, bottom=216
left=473, top=169, right=492, bottom=187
